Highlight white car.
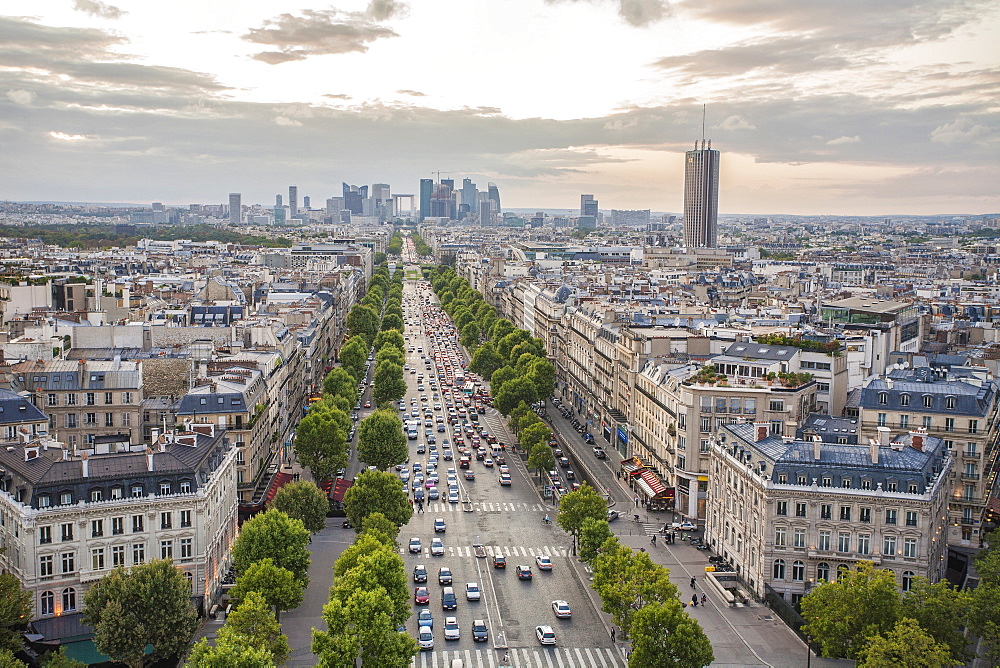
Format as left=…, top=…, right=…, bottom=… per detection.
left=552, top=600, right=572, bottom=619
left=430, top=538, right=445, bottom=556
left=418, top=628, right=434, bottom=650
left=408, top=537, right=422, bottom=554
left=535, top=555, right=553, bottom=571
left=465, top=582, right=481, bottom=601
left=443, top=616, right=460, bottom=640
left=536, top=625, right=557, bottom=645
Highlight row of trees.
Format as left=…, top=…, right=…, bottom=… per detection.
left=800, top=536, right=1000, bottom=665
left=554, top=484, right=714, bottom=667
left=386, top=231, right=403, bottom=256
left=410, top=233, right=431, bottom=256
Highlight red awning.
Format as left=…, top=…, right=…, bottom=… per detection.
left=264, top=472, right=293, bottom=504
left=329, top=478, right=354, bottom=502
left=638, top=469, right=667, bottom=495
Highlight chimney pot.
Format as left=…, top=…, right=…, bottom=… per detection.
left=755, top=421, right=770, bottom=442
left=870, top=441, right=880, bottom=464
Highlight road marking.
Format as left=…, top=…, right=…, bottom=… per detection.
left=431, top=650, right=439, bottom=668
left=574, top=648, right=585, bottom=667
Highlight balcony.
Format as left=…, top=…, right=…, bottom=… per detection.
left=961, top=473, right=981, bottom=481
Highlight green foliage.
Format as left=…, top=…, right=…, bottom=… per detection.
left=856, top=618, right=957, bottom=668
left=343, top=470, right=413, bottom=529
left=229, top=559, right=304, bottom=621
left=373, top=329, right=405, bottom=355
left=0, top=650, right=27, bottom=668
left=629, top=601, right=714, bottom=668
left=494, top=376, right=539, bottom=416
left=338, top=335, right=368, bottom=383
left=373, top=361, right=406, bottom=406
left=332, top=543, right=410, bottom=628
left=381, top=313, right=404, bottom=332
left=410, top=233, right=431, bottom=256
left=801, top=562, right=900, bottom=659
left=753, top=333, right=841, bottom=355
left=312, top=588, right=417, bottom=667
left=490, top=365, right=517, bottom=391
left=496, top=330, right=531, bottom=362
left=578, top=517, right=613, bottom=563
left=528, top=443, right=556, bottom=477
left=469, top=342, right=504, bottom=380
left=198, top=591, right=290, bottom=665
left=347, top=304, right=380, bottom=343
left=359, top=511, right=399, bottom=542
left=899, top=579, right=970, bottom=662
left=270, top=480, right=330, bottom=533
left=970, top=539, right=1000, bottom=662
left=231, top=508, right=311, bottom=588
left=0, top=572, right=31, bottom=654
left=358, top=409, right=408, bottom=470
left=460, top=321, right=480, bottom=347
left=293, top=406, right=348, bottom=482
left=490, top=318, right=515, bottom=341
left=186, top=639, right=273, bottom=668
left=521, top=422, right=551, bottom=451
left=592, top=542, right=680, bottom=638
left=83, top=559, right=198, bottom=668
left=526, top=358, right=556, bottom=399
left=0, top=223, right=292, bottom=250
left=321, top=368, right=357, bottom=404
left=375, top=345, right=405, bottom=369
left=557, top=483, right=608, bottom=538
left=39, top=648, right=86, bottom=668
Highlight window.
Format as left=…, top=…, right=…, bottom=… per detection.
left=110, top=486, right=123, bottom=500
left=794, top=528, right=806, bottom=548
left=700, top=417, right=711, bottom=433
left=878, top=392, right=887, bottom=405
left=66, top=414, right=77, bottom=428
left=104, top=392, right=114, bottom=405
left=776, top=501, right=788, bottom=516
left=840, top=506, right=851, bottom=521
left=877, top=413, right=887, bottom=427
left=898, top=415, right=909, bottom=429
left=821, top=504, right=832, bottom=520
left=41, top=591, right=54, bottom=615
left=62, top=587, right=76, bottom=612
left=105, top=413, right=114, bottom=427
left=822, top=476, right=832, bottom=487
left=132, top=515, right=144, bottom=533
left=122, top=412, right=131, bottom=427
left=159, top=482, right=171, bottom=495
left=817, top=562, right=830, bottom=581
left=60, top=491, right=73, bottom=505
left=39, top=526, right=52, bottom=544
left=132, top=543, right=145, bottom=564
left=841, top=477, right=852, bottom=488
left=861, top=478, right=872, bottom=490
left=180, top=510, right=192, bottom=528
left=923, top=395, right=933, bottom=408
left=47, top=393, right=57, bottom=406
left=112, top=516, right=124, bottom=535
left=968, top=419, right=979, bottom=434
left=922, top=416, right=932, bottom=429
left=180, top=481, right=192, bottom=493
left=819, top=531, right=831, bottom=551
left=85, top=413, right=97, bottom=426
left=769, top=399, right=784, bottom=412
left=774, top=527, right=787, bottom=547
left=887, top=480, right=898, bottom=492
left=112, top=545, right=125, bottom=567
left=792, top=560, right=805, bottom=581
left=122, top=392, right=133, bottom=404
left=60, top=523, right=73, bottom=541
left=904, top=538, right=917, bottom=558
left=884, top=535, right=897, bottom=555
left=945, top=417, right=955, bottom=432
left=906, top=511, right=918, bottom=527
left=945, top=396, right=956, bottom=410
left=160, top=512, right=172, bottom=530
left=838, top=533, right=850, bottom=553
left=66, top=394, right=77, bottom=406
left=61, top=551, right=75, bottom=574
left=180, top=538, right=193, bottom=559
left=899, top=394, right=910, bottom=406
left=902, top=571, right=915, bottom=592
left=795, top=502, right=806, bottom=518
left=91, top=520, right=103, bottom=538
left=39, top=555, right=53, bottom=577
left=38, top=494, right=51, bottom=508
left=91, top=548, right=105, bottom=571
left=885, top=509, right=898, bottom=525
left=85, top=392, right=95, bottom=406
left=160, top=540, right=173, bottom=559
left=797, top=475, right=807, bottom=485
left=858, top=534, right=871, bottom=555
left=131, top=484, right=143, bottom=498
left=860, top=507, right=872, bottom=523
left=778, top=473, right=787, bottom=484
left=772, top=559, right=786, bottom=579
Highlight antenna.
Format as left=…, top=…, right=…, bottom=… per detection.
left=701, top=104, right=706, bottom=143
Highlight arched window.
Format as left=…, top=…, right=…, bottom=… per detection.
left=773, top=559, right=786, bottom=580
left=816, top=562, right=830, bottom=581
left=902, top=570, right=915, bottom=592
left=899, top=393, right=910, bottom=407
left=62, top=587, right=77, bottom=612
left=878, top=392, right=888, bottom=405
left=40, top=591, right=54, bottom=615
left=837, top=564, right=851, bottom=581
left=792, top=560, right=805, bottom=581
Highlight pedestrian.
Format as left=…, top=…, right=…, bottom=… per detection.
left=692, top=594, right=699, bottom=607
left=701, top=593, right=707, bottom=605
left=690, top=576, right=696, bottom=588
left=634, top=496, right=640, bottom=507
left=611, top=627, right=616, bottom=643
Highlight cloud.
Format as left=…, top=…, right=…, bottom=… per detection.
left=396, top=89, right=426, bottom=97
left=243, top=8, right=401, bottom=64
left=72, top=0, right=126, bottom=19
left=717, top=115, right=755, bottom=131
left=49, top=131, right=88, bottom=141
left=826, top=135, right=860, bottom=145
left=323, top=93, right=352, bottom=100
left=274, top=116, right=302, bottom=126
left=546, top=0, right=670, bottom=26
left=6, top=89, right=34, bottom=105
left=365, top=0, right=408, bottom=21
left=930, top=119, right=992, bottom=144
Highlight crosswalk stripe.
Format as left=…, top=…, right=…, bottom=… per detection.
left=574, top=648, right=585, bottom=667
left=431, top=649, right=439, bottom=668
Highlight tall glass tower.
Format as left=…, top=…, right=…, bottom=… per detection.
left=683, top=141, right=719, bottom=248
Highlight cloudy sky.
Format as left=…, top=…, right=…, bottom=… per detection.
left=2, top=0, right=998, bottom=215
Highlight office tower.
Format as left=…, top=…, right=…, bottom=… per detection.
left=683, top=140, right=719, bottom=248
left=461, top=178, right=478, bottom=217
left=431, top=181, right=455, bottom=219
left=487, top=183, right=501, bottom=212
left=276, top=194, right=282, bottom=207
left=152, top=202, right=164, bottom=212
left=289, top=186, right=298, bottom=216
left=228, top=193, right=241, bottom=225
left=303, top=196, right=311, bottom=209
left=326, top=197, right=344, bottom=219
left=580, top=194, right=598, bottom=217
left=479, top=199, right=494, bottom=226
left=419, top=179, right=433, bottom=221
left=372, top=183, right=391, bottom=204
left=274, top=207, right=285, bottom=225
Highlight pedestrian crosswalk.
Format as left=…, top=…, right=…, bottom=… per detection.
left=411, top=647, right=623, bottom=668
left=401, top=544, right=571, bottom=559
left=417, top=502, right=549, bottom=513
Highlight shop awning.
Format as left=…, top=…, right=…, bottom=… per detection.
left=329, top=478, right=354, bottom=502
left=637, top=469, right=667, bottom=495
left=264, top=472, right=294, bottom=505
left=620, top=457, right=646, bottom=475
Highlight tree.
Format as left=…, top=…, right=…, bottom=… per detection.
left=373, top=329, right=405, bottom=354
left=270, top=480, right=329, bottom=533
left=460, top=321, right=480, bottom=347
left=312, top=588, right=417, bottom=667
left=490, top=365, right=517, bottom=391
left=515, top=410, right=541, bottom=434
left=338, top=335, right=368, bottom=383
left=0, top=572, right=31, bottom=654
left=521, top=422, right=551, bottom=451
left=334, top=531, right=397, bottom=579
left=375, top=345, right=405, bottom=369
left=528, top=444, right=556, bottom=478
left=231, top=508, right=311, bottom=588
left=359, top=511, right=399, bottom=542
left=899, top=578, right=970, bottom=662
left=578, top=517, right=613, bottom=563
left=494, top=376, right=538, bottom=415
left=0, top=651, right=26, bottom=668
left=83, top=559, right=199, bottom=668
left=557, top=482, right=607, bottom=538
left=801, top=561, right=900, bottom=659
left=187, top=638, right=274, bottom=667
left=373, top=361, right=406, bottom=406
left=856, top=618, right=957, bottom=668
left=490, top=318, right=515, bottom=341
left=510, top=340, right=545, bottom=364
left=592, top=540, right=680, bottom=636
left=381, top=313, right=404, bottom=332
left=347, top=304, right=380, bottom=342
left=333, top=544, right=411, bottom=627
left=469, top=342, right=504, bottom=380
left=629, top=601, right=714, bottom=668
left=39, top=648, right=86, bottom=668
left=343, top=470, right=413, bottom=529
left=969, top=540, right=1000, bottom=664
left=497, top=330, right=531, bottom=362
left=229, top=559, right=304, bottom=622
left=321, top=368, right=356, bottom=403
left=195, top=591, right=290, bottom=665
left=293, top=406, right=348, bottom=482
left=358, top=409, right=408, bottom=470
left=527, top=357, right=556, bottom=400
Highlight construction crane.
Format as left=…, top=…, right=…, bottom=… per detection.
left=431, top=171, right=454, bottom=182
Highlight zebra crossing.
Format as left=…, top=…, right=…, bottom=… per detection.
left=411, top=647, right=623, bottom=668
left=419, top=502, right=548, bottom=513
left=401, top=543, right=571, bottom=559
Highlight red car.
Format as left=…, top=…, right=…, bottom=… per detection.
left=414, top=587, right=430, bottom=605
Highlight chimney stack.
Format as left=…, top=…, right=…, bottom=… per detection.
left=812, top=433, right=822, bottom=460
left=755, top=422, right=770, bottom=442
left=877, top=426, right=890, bottom=446
left=869, top=439, right=880, bottom=464
left=81, top=451, right=89, bottom=477
left=909, top=428, right=926, bottom=451
left=145, top=447, right=154, bottom=472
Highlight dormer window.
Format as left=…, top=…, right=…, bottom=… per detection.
left=38, top=494, right=51, bottom=508
left=923, top=395, right=933, bottom=408
left=878, top=392, right=888, bottom=405
left=131, top=484, right=144, bottom=498
left=899, top=394, right=910, bottom=406
left=945, top=396, right=956, bottom=410
left=199, top=398, right=207, bottom=405
left=60, top=492, right=73, bottom=505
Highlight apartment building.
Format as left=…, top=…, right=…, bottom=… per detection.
left=705, top=423, right=950, bottom=602
left=858, top=364, right=999, bottom=546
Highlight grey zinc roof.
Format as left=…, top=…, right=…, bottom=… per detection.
left=0, top=389, right=47, bottom=424
left=861, top=371, right=994, bottom=416
left=176, top=392, right=248, bottom=415
left=723, top=342, right=801, bottom=361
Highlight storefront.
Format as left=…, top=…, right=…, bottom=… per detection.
left=619, top=457, right=674, bottom=511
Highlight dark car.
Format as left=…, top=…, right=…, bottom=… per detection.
left=472, top=619, right=489, bottom=642
left=516, top=565, right=533, bottom=580
left=593, top=448, right=607, bottom=459
left=493, top=555, right=506, bottom=569
left=413, top=564, right=428, bottom=583
left=559, top=457, right=571, bottom=468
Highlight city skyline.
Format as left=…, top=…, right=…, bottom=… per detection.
left=1, top=0, right=998, bottom=215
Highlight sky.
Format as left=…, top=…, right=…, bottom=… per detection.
left=1, top=0, right=998, bottom=215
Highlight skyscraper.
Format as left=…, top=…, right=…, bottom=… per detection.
left=289, top=186, right=298, bottom=216
left=487, top=183, right=501, bottom=212
left=303, top=196, right=311, bottom=209
left=228, top=193, right=241, bottom=225
left=419, top=179, right=433, bottom=221
left=461, top=178, right=478, bottom=218
left=581, top=194, right=598, bottom=217
left=275, top=194, right=282, bottom=207
left=683, top=140, right=719, bottom=248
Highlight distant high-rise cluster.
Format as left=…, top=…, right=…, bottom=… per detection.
left=228, top=193, right=241, bottom=225
left=417, top=175, right=501, bottom=223
left=683, top=140, right=720, bottom=248
left=581, top=194, right=598, bottom=217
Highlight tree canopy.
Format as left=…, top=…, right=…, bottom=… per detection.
left=231, top=508, right=311, bottom=588
left=629, top=601, right=714, bottom=668
left=270, top=480, right=329, bottom=533
left=229, top=558, right=304, bottom=622
left=557, top=482, right=608, bottom=538
left=343, top=470, right=413, bottom=530
left=357, top=409, right=408, bottom=470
